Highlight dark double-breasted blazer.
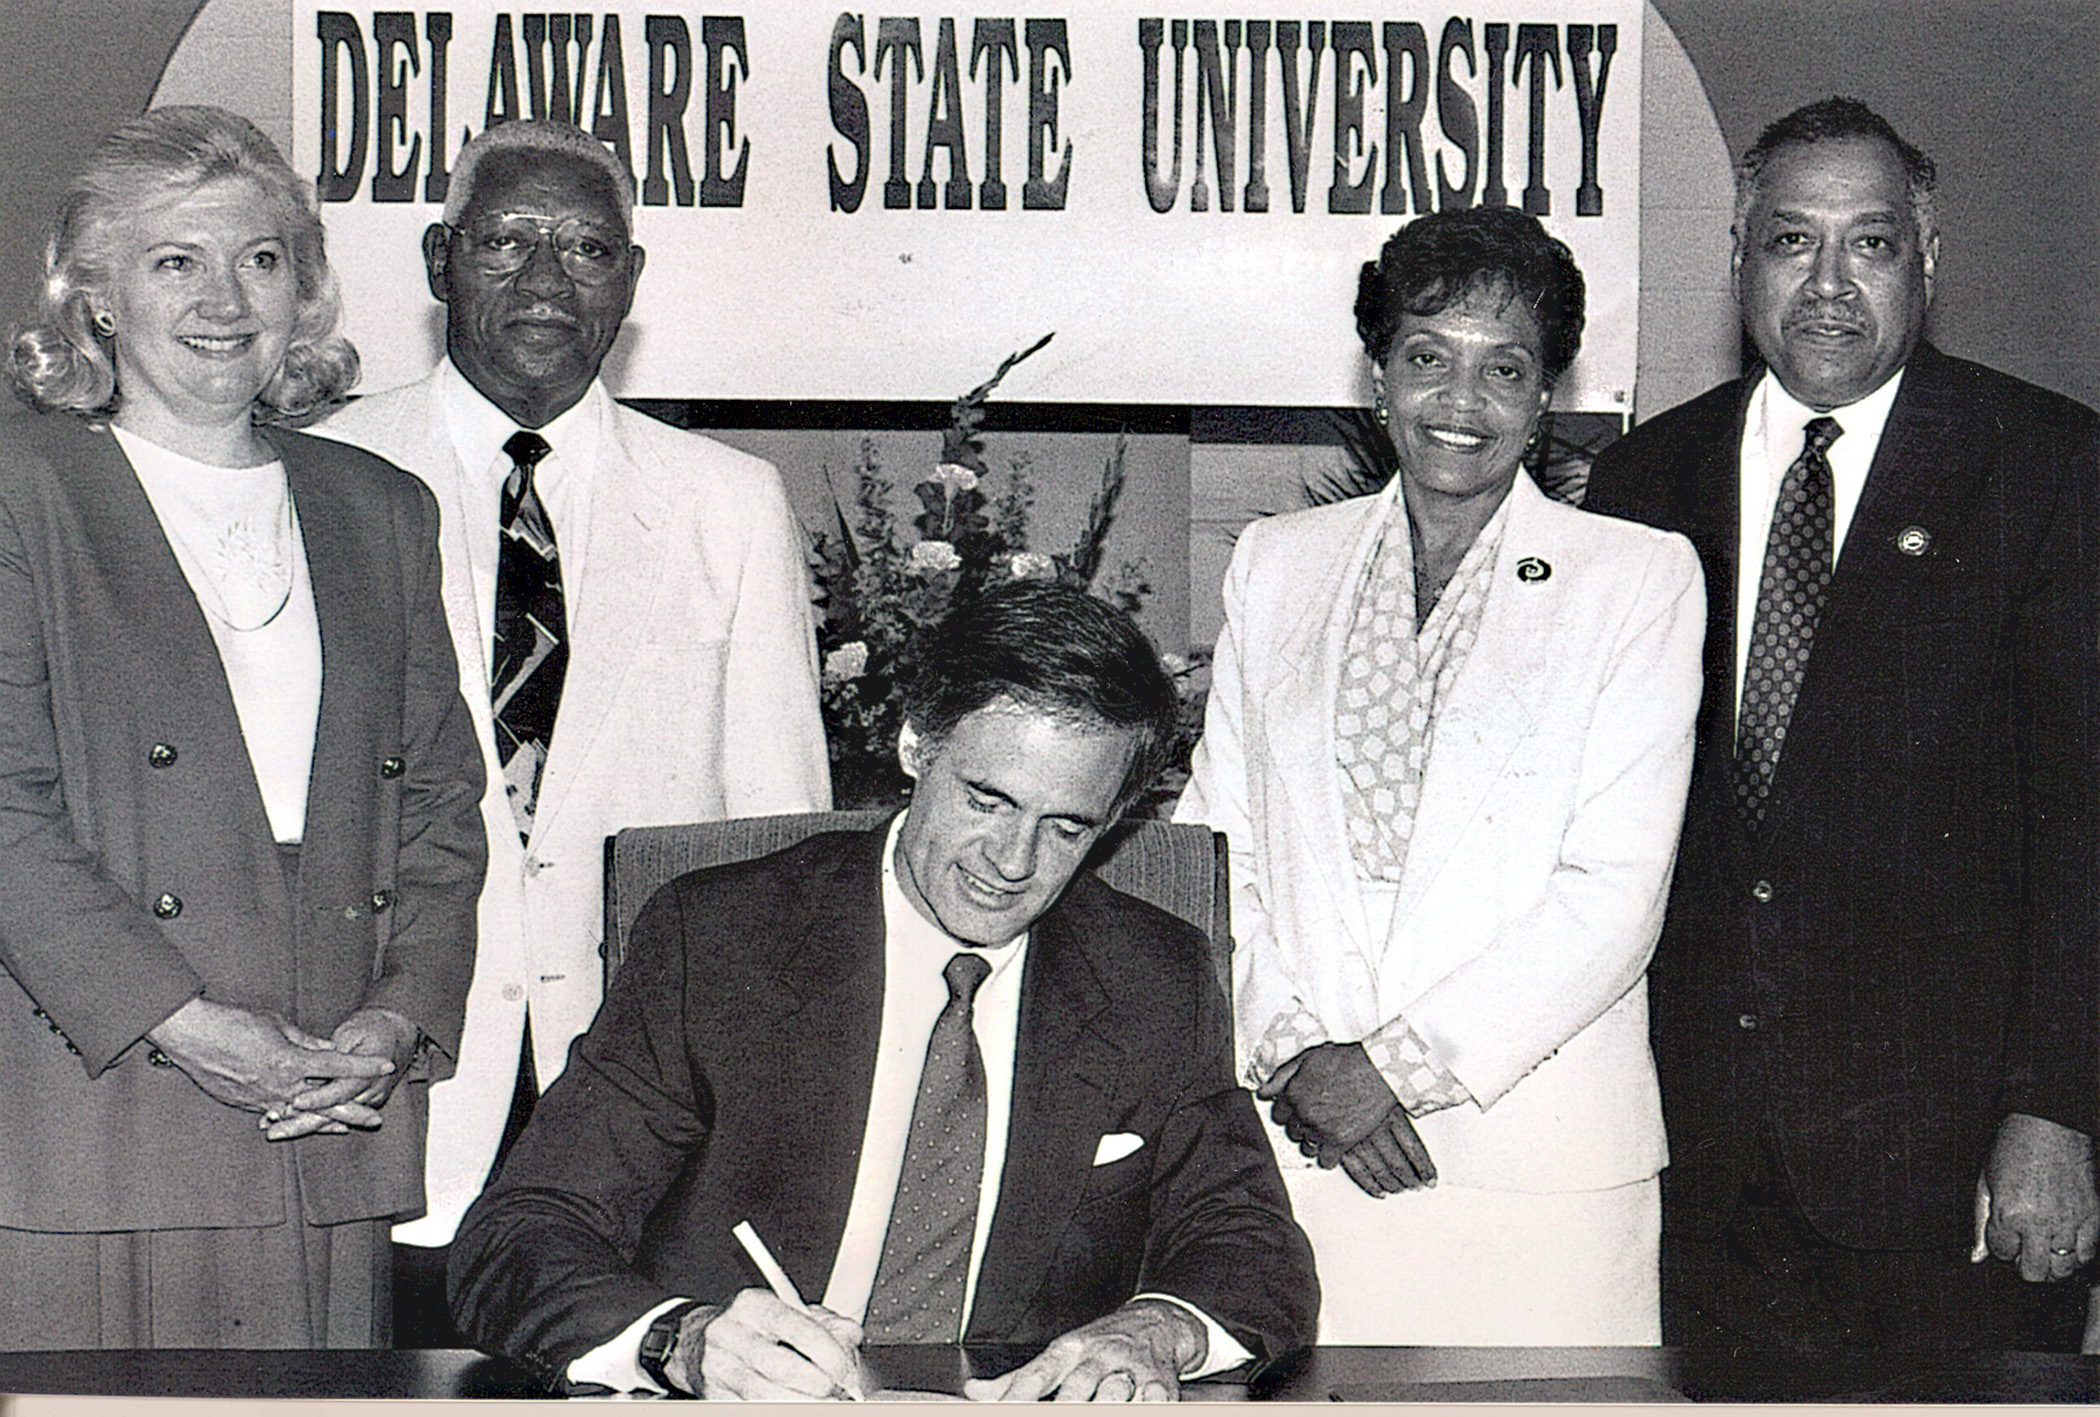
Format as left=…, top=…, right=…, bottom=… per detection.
left=449, top=823, right=1317, bottom=1382
left=0, top=412, right=486, bottom=1233
left=1584, top=344, right=2100, bottom=1249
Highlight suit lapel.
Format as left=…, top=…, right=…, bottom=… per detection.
left=967, top=901, right=1122, bottom=1339
left=414, top=386, right=497, bottom=701
left=1758, top=348, right=1969, bottom=835
left=1680, top=379, right=1755, bottom=836
left=1258, top=487, right=1400, bottom=959
left=275, top=429, right=369, bottom=845
left=763, top=828, right=890, bottom=1292
left=528, top=409, right=673, bottom=837
left=81, top=422, right=287, bottom=909
left=1387, top=476, right=1557, bottom=928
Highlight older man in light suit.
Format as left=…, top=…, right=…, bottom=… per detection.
left=318, top=118, right=829, bottom=1341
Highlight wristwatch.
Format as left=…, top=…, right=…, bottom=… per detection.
left=638, top=1300, right=705, bottom=1395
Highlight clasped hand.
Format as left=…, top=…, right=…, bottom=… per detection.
left=1259, top=1043, right=1437, bottom=1197
left=146, top=997, right=418, bottom=1142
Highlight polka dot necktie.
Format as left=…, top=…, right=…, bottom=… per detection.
left=490, top=430, right=566, bottom=843
left=864, top=951, right=993, bottom=1342
left=1735, top=415, right=1842, bottom=827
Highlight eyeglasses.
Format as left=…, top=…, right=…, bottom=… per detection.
left=445, top=213, right=630, bottom=285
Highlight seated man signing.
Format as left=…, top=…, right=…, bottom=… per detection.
left=448, top=581, right=1317, bottom=1400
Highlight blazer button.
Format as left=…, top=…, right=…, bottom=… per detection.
left=148, top=743, right=178, bottom=769
left=152, top=892, right=182, bottom=919
left=380, top=756, right=405, bottom=780
left=1749, top=879, right=1775, bottom=903
left=370, top=889, right=393, bottom=913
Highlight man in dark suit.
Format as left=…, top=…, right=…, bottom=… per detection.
left=1585, top=96, right=2099, bottom=1350
left=449, top=581, right=1316, bottom=1398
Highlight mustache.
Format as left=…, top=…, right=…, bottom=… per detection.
left=1784, top=302, right=1871, bottom=335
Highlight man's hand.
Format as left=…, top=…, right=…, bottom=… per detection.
left=146, top=997, right=394, bottom=1134
left=264, top=1007, right=423, bottom=1140
left=675, top=1288, right=866, bottom=1400
left=1256, top=1043, right=1399, bottom=1162
left=963, top=1298, right=1203, bottom=1402
left=1336, top=1106, right=1437, bottom=1197
left=1972, top=1112, right=2098, bottom=1281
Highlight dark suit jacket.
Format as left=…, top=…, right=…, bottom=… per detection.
left=1584, top=344, right=2100, bottom=1249
left=449, top=823, right=1317, bottom=1381
left=0, top=412, right=487, bottom=1232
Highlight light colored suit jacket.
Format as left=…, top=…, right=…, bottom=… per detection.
left=1178, top=472, right=1702, bottom=1192
left=317, top=367, right=830, bottom=1242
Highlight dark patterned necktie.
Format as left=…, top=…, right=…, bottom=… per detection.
left=1736, top=415, right=1842, bottom=827
left=864, top=951, right=994, bottom=1342
left=490, top=429, right=566, bottom=842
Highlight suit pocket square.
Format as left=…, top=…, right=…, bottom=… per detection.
left=1093, top=1132, right=1144, bottom=1166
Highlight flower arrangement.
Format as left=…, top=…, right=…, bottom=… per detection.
left=807, top=334, right=1204, bottom=810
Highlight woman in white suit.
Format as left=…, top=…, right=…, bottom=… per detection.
left=1177, top=207, right=1704, bottom=1344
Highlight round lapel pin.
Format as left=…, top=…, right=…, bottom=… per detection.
left=1516, top=557, right=1552, bottom=582
left=1894, top=526, right=1931, bottom=556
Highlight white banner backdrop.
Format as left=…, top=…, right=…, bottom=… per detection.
left=293, top=5, right=1641, bottom=410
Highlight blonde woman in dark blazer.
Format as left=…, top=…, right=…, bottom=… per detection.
left=0, top=107, right=485, bottom=1348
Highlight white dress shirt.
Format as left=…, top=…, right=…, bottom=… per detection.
left=118, top=426, right=320, bottom=844
left=821, top=814, right=1028, bottom=1324
left=1733, top=367, right=1905, bottom=718
left=571, top=815, right=1249, bottom=1392
left=434, top=356, right=605, bottom=660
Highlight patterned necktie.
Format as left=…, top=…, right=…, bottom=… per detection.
left=490, top=429, right=566, bottom=842
left=1736, top=415, right=1842, bottom=827
left=864, top=951, right=994, bottom=1342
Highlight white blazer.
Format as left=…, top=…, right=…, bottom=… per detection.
left=317, top=368, right=831, bottom=1242
left=1178, top=473, right=1703, bottom=1192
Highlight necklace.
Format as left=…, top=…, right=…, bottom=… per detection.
left=152, top=467, right=298, bottom=632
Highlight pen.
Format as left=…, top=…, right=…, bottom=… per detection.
left=733, top=1220, right=866, bottom=1400
left=732, top=1220, right=803, bottom=1303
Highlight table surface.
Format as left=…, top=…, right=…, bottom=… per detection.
left=1, top=1344, right=2096, bottom=1402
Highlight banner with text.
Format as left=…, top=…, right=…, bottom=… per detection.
left=294, top=5, right=1641, bottom=409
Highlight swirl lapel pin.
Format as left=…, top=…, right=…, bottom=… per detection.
left=1516, top=557, right=1552, bottom=582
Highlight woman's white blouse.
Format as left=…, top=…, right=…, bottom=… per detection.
left=116, top=426, right=321, bottom=845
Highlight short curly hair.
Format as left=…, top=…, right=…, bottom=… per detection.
left=7, top=105, right=358, bottom=421
left=1354, top=205, right=1586, bottom=387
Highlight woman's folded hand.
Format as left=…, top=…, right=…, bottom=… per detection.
left=146, top=996, right=395, bottom=1136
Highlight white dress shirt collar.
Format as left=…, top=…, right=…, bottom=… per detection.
left=434, top=355, right=610, bottom=497
left=432, top=356, right=609, bottom=640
